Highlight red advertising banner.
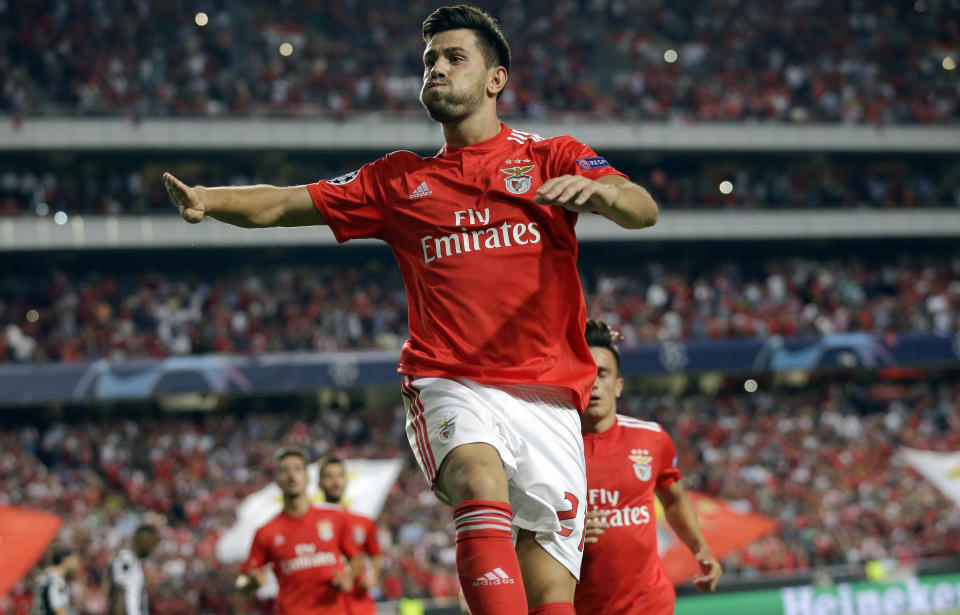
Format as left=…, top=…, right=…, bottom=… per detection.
left=657, top=492, right=779, bottom=584
left=0, top=506, right=62, bottom=598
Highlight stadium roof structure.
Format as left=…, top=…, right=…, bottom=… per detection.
left=1, top=209, right=959, bottom=250
left=3, top=118, right=960, bottom=152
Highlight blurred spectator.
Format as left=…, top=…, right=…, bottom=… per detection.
left=0, top=1, right=957, bottom=123
left=2, top=152, right=959, bottom=216
left=1, top=251, right=957, bottom=363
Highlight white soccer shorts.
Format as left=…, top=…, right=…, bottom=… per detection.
left=400, top=375, right=587, bottom=578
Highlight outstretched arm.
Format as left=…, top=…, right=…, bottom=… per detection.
left=655, top=481, right=722, bottom=592
left=533, top=174, right=658, bottom=229
left=163, top=172, right=324, bottom=228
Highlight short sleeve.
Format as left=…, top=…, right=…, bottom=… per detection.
left=339, top=518, right=360, bottom=559
left=242, top=527, right=268, bottom=572
left=656, top=429, right=683, bottom=490
left=307, top=156, right=393, bottom=242
left=551, top=137, right=629, bottom=181
left=362, top=518, right=382, bottom=556
left=48, top=576, right=69, bottom=610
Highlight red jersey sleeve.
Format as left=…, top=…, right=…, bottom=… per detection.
left=339, top=517, right=360, bottom=559
left=550, top=137, right=629, bottom=181
left=656, top=429, right=683, bottom=490
left=306, top=157, right=394, bottom=242
left=363, top=519, right=382, bottom=556
left=241, top=526, right=269, bottom=573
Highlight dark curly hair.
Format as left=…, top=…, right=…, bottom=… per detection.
left=585, top=319, right=621, bottom=374
left=422, top=5, right=511, bottom=100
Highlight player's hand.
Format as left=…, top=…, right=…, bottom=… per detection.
left=533, top=175, right=618, bottom=214
left=235, top=571, right=264, bottom=597
left=583, top=509, right=610, bottom=544
left=331, top=571, right=353, bottom=592
left=163, top=172, right=205, bottom=223
left=692, top=550, right=722, bottom=593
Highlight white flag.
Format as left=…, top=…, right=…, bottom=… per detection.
left=899, top=448, right=960, bottom=508
left=215, top=458, right=403, bottom=565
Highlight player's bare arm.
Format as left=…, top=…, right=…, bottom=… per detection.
left=533, top=174, right=658, bottom=229
left=162, top=172, right=323, bottom=228
left=583, top=509, right=610, bottom=545
left=655, top=481, right=723, bottom=593
left=363, top=553, right=383, bottom=589
left=108, top=586, right=126, bottom=615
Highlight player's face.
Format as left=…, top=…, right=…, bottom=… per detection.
left=420, top=29, right=493, bottom=122
left=63, top=554, right=81, bottom=574
left=319, top=462, right=347, bottom=503
left=584, top=347, right=623, bottom=422
left=276, top=455, right=309, bottom=498
left=134, top=532, right=159, bottom=558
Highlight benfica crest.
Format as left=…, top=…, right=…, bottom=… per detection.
left=317, top=521, right=334, bottom=541
left=500, top=163, right=535, bottom=194
left=438, top=416, right=456, bottom=442
left=629, top=450, right=653, bottom=481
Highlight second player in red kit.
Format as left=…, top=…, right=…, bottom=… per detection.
left=317, top=457, right=383, bottom=615
left=575, top=321, right=721, bottom=615
left=238, top=449, right=361, bottom=615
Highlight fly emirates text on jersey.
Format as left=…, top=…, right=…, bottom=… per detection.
left=588, top=488, right=652, bottom=528
left=420, top=208, right=542, bottom=264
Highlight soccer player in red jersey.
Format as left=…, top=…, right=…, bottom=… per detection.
left=575, top=320, right=722, bottom=615
left=317, top=457, right=383, bottom=615
left=237, top=448, right=361, bottom=615
left=164, top=6, right=658, bottom=614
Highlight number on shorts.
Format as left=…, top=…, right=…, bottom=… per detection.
left=556, top=491, right=583, bottom=553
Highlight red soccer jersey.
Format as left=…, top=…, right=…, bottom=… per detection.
left=243, top=505, right=360, bottom=615
left=343, top=512, right=381, bottom=615
left=575, top=415, right=683, bottom=615
left=307, top=123, right=627, bottom=412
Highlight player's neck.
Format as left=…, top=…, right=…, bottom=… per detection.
left=283, top=493, right=310, bottom=517
left=582, top=410, right=617, bottom=434
left=441, top=110, right=502, bottom=149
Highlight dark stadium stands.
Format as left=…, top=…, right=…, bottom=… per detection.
left=2, top=1, right=957, bottom=122
left=2, top=150, right=959, bottom=216
left=1, top=245, right=956, bottom=363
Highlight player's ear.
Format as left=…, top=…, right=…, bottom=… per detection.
left=488, top=66, right=508, bottom=98
left=615, top=376, right=624, bottom=398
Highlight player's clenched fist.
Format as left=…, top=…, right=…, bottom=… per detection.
left=533, top=174, right=619, bottom=214
left=163, top=172, right=205, bottom=223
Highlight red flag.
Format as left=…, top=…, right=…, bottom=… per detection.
left=0, top=506, right=62, bottom=598
left=656, top=492, right=778, bottom=584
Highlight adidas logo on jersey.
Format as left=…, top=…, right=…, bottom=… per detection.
left=409, top=181, right=432, bottom=199
left=472, top=568, right=515, bottom=586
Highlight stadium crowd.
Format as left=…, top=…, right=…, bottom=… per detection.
left=2, top=0, right=957, bottom=122
left=2, top=378, right=957, bottom=614
left=2, top=153, right=959, bottom=216
left=1, top=252, right=957, bottom=363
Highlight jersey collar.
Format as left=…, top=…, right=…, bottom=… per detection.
left=438, top=122, right=511, bottom=158
left=582, top=415, right=621, bottom=440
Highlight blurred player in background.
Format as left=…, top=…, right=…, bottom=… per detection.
left=237, top=447, right=361, bottom=615
left=163, top=5, right=658, bottom=614
left=31, top=547, right=80, bottom=615
left=575, top=320, right=722, bottom=615
left=318, top=456, right=383, bottom=615
left=108, top=524, right=159, bottom=615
